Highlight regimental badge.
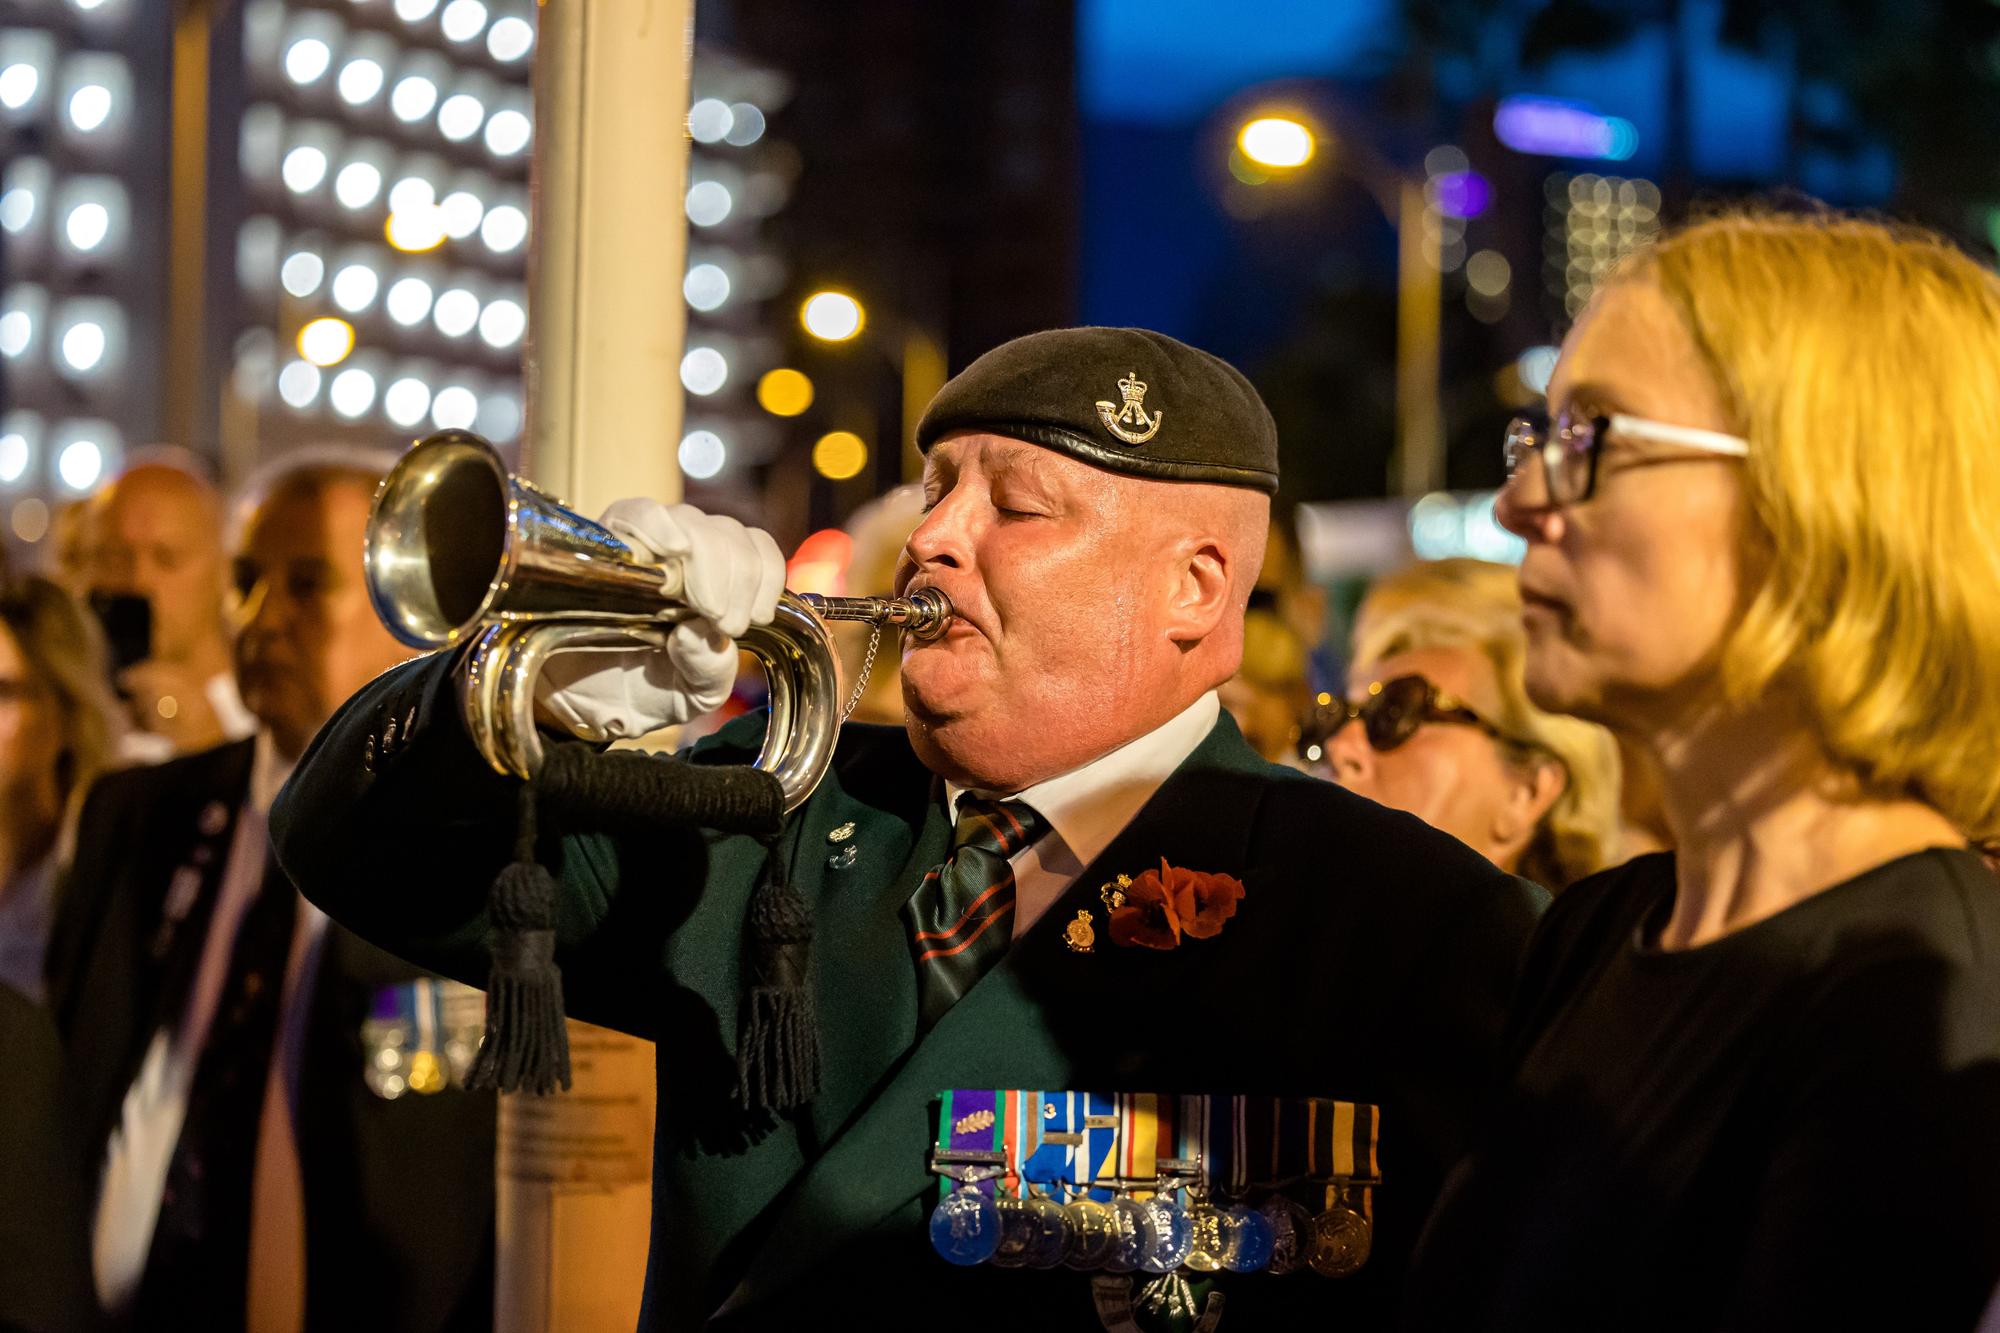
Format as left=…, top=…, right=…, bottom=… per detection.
left=1095, top=371, right=1163, bottom=445
left=1099, top=874, right=1133, bottom=911
left=1064, top=909, right=1097, bottom=954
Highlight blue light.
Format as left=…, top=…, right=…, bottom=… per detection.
left=1494, top=97, right=1638, bottom=162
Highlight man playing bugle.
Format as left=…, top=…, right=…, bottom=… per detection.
left=274, top=327, right=1543, bottom=1329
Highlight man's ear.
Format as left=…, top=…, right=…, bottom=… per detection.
left=1164, top=538, right=1233, bottom=645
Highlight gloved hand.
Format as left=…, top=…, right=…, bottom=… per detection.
left=533, top=500, right=786, bottom=741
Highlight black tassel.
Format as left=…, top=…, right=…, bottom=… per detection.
left=468, top=780, right=572, bottom=1095
left=736, top=839, right=820, bottom=1114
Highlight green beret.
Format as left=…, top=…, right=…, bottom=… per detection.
left=916, top=326, right=1279, bottom=494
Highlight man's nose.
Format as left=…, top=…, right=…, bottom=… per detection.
left=903, top=498, right=969, bottom=574
left=1495, top=477, right=1566, bottom=544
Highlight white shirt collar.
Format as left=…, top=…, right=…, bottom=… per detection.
left=947, top=691, right=1221, bottom=869
left=250, top=731, right=297, bottom=818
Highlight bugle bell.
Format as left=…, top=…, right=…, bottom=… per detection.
left=364, top=429, right=950, bottom=809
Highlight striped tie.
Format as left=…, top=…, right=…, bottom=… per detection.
left=904, top=798, right=1048, bottom=1028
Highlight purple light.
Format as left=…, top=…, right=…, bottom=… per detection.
left=1432, top=170, right=1491, bottom=219
left=1493, top=96, right=1638, bottom=161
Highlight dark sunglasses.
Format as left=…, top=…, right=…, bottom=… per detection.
left=1307, top=673, right=1506, bottom=755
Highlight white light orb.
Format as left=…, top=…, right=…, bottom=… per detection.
left=57, top=439, right=103, bottom=491
left=0, top=432, right=28, bottom=483
left=431, top=384, right=477, bottom=428
left=329, top=367, right=378, bottom=418
left=63, top=202, right=110, bottom=252
left=437, top=93, right=484, bottom=142
left=0, top=64, right=40, bottom=111
left=283, top=38, right=332, bottom=86
left=0, top=311, right=30, bottom=358
left=483, top=108, right=530, bottom=157
left=384, top=376, right=431, bottom=427
left=801, top=291, right=863, bottom=341
left=438, top=190, right=483, bottom=238
left=0, top=187, right=33, bottom=234
left=678, top=430, right=725, bottom=480
left=384, top=276, right=433, bottom=326
left=394, top=0, right=440, bottom=20
left=479, top=203, right=526, bottom=253
left=440, top=0, right=487, bottom=42
left=476, top=297, right=524, bottom=348
left=280, top=251, right=325, bottom=297
left=387, top=176, right=435, bottom=214
left=687, top=98, right=732, bottom=145
left=476, top=389, right=521, bottom=441
left=281, top=145, right=328, bottom=193
left=67, top=84, right=113, bottom=133
left=331, top=263, right=380, bottom=312
left=682, top=264, right=729, bottom=312
left=277, top=358, right=322, bottom=407
left=60, top=321, right=105, bottom=372
left=684, top=181, right=731, bottom=228
left=390, top=75, right=437, bottom=123
left=337, top=58, right=385, bottom=106
left=679, top=347, right=727, bottom=396
left=486, top=16, right=534, bottom=62
left=432, top=287, right=479, bottom=337
left=723, top=103, right=766, bottom=146
left=334, top=161, right=383, bottom=210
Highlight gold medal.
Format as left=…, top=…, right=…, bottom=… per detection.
left=1064, top=910, right=1096, bottom=953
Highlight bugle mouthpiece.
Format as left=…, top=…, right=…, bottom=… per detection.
left=800, top=587, right=954, bottom=641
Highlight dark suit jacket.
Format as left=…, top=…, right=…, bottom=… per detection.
left=0, top=981, right=96, bottom=1333
left=273, top=653, right=1546, bottom=1330
left=47, top=739, right=497, bottom=1333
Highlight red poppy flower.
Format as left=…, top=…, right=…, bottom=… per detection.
left=1107, top=864, right=1183, bottom=950
left=1165, top=861, right=1246, bottom=940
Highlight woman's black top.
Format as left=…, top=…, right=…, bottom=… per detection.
left=1405, top=848, right=2000, bottom=1332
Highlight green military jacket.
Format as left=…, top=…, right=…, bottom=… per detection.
left=272, top=652, right=1546, bottom=1330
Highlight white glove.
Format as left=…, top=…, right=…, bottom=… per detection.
left=533, top=500, right=785, bottom=741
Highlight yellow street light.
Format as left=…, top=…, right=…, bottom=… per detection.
left=756, top=367, right=814, bottom=417
left=801, top=290, right=864, bottom=342
left=297, top=316, right=355, bottom=366
left=812, top=430, right=868, bottom=481
left=1237, top=116, right=1316, bottom=169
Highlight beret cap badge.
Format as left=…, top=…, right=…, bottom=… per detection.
left=1094, top=370, right=1163, bottom=446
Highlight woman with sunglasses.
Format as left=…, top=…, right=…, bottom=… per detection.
left=1404, top=211, right=2000, bottom=1329
left=1319, top=558, right=1621, bottom=890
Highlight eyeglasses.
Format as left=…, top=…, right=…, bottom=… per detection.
left=1312, top=673, right=1507, bottom=755
left=1503, top=410, right=1749, bottom=507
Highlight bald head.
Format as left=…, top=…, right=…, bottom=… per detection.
left=90, top=463, right=228, bottom=665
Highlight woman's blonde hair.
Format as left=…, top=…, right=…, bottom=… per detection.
left=0, top=576, right=122, bottom=808
left=1620, top=210, right=2000, bottom=841
left=1353, top=558, right=1623, bottom=889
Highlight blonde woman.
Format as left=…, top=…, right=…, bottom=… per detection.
left=0, top=577, right=121, bottom=1000
left=1406, top=212, right=2000, bottom=1329
left=1326, top=558, right=1621, bottom=890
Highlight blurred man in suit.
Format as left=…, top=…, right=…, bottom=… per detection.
left=48, top=449, right=497, bottom=1333
left=87, top=457, right=257, bottom=757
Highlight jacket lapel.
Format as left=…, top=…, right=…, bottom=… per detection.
left=729, top=714, right=1276, bottom=1303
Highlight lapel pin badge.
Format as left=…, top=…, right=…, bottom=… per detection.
left=1098, top=874, right=1132, bottom=911
left=1064, top=909, right=1097, bottom=954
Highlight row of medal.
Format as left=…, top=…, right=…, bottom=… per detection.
left=928, top=1180, right=1371, bottom=1277
left=929, top=1089, right=1378, bottom=1278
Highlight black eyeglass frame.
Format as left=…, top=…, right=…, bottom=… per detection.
left=1503, top=410, right=1607, bottom=507
left=1309, top=673, right=1509, bottom=756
